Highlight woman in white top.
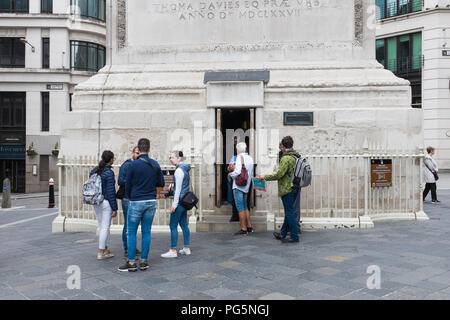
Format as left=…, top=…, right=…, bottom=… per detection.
left=161, top=151, right=192, bottom=258
left=423, top=146, right=440, bottom=203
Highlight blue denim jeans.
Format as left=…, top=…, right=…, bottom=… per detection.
left=121, top=199, right=130, bottom=251
left=294, top=188, right=301, bottom=228
left=233, top=189, right=248, bottom=212
left=169, top=205, right=190, bottom=249
left=280, top=187, right=300, bottom=241
left=127, top=201, right=156, bottom=262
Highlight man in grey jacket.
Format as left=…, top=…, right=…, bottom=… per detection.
left=423, top=146, right=440, bottom=203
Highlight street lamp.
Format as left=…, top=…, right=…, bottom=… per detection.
left=19, top=38, right=35, bottom=53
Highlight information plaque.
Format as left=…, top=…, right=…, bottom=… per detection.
left=371, top=159, right=392, bottom=188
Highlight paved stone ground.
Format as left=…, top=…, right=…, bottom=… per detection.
left=0, top=189, right=449, bottom=300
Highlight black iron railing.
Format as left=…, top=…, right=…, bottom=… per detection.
left=381, top=55, right=423, bottom=76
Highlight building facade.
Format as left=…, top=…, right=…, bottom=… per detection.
left=0, top=0, right=106, bottom=192
left=53, top=0, right=427, bottom=233
left=376, top=0, right=450, bottom=169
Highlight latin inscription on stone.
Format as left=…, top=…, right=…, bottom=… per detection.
left=127, top=0, right=355, bottom=49
left=151, top=0, right=324, bottom=21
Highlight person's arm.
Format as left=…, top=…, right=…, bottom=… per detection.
left=125, top=164, right=133, bottom=200
left=265, top=156, right=290, bottom=181
left=172, top=168, right=184, bottom=208
left=106, top=171, right=118, bottom=212
left=155, top=162, right=165, bottom=188
left=230, top=156, right=242, bottom=179
left=424, top=158, right=436, bottom=173
left=117, top=161, right=128, bottom=187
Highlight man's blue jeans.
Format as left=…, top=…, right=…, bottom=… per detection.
left=294, top=188, right=301, bottom=228
left=121, top=199, right=129, bottom=251
left=169, top=205, right=190, bottom=249
left=127, top=201, right=156, bottom=262
left=280, top=187, right=300, bottom=241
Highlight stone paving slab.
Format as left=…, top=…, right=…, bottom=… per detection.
left=1, top=190, right=450, bottom=300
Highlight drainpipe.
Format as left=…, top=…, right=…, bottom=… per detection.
left=109, top=0, right=113, bottom=65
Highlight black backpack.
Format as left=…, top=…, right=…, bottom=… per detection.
left=180, top=191, right=199, bottom=210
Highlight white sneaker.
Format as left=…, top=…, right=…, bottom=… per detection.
left=179, top=248, right=191, bottom=256
left=161, top=250, right=178, bottom=258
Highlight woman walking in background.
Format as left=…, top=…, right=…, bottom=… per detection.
left=423, top=146, right=440, bottom=204
left=90, top=150, right=118, bottom=259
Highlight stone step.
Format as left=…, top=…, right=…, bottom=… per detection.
left=196, top=215, right=267, bottom=233
left=201, top=205, right=267, bottom=217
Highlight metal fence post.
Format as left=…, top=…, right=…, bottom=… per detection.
left=364, top=148, right=369, bottom=216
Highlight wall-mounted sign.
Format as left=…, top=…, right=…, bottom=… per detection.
left=371, top=159, right=392, bottom=188
left=283, top=112, right=314, bottom=126
left=32, top=164, right=38, bottom=176
left=0, top=145, right=25, bottom=160
left=46, top=84, right=63, bottom=90
left=443, top=50, right=450, bottom=56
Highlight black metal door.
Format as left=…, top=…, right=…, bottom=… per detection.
left=0, top=160, right=25, bottom=193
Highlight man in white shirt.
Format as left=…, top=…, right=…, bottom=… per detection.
left=229, top=142, right=254, bottom=235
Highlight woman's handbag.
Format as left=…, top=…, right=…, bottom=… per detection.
left=235, top=155, right=248, bottom=187
left=180, top=191, right=199, bottom=210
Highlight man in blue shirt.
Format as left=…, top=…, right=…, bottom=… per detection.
left=119, top=138, right=165, bottom=272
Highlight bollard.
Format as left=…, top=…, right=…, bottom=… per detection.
left=48, top=178, right=55, bottom=208
left=2, top=178, right=11, bottom=209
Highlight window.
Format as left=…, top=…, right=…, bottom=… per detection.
left=41, top=0, right=52, bottom=13
left=0, top=92, right=25, bottom=129
left=42, top=38, right=49, bottom=69
left=0, top=0, right=29, bottom=13
left=376, top=0, right=422, bottom=19
left=39, top=155, right=49, bottom=181
left=69, top=93, right=73, bottom=112
left=376, top=39, right=385, bottom=67
left=380, top=32, right=422, bottom=74
left=0, top=38, right=25, bottom=68
left=71, top=0, right=106, bottom=21
left=41, top=92, right=49, bottom=132
left=0, top=92, right=26, bottom=145
left=71, top=41, right=105, bottom=72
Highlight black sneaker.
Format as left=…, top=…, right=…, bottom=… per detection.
left=234, top=229, right=248, bottom=235
left=247, top=227, right=254, bottom=234
left=432, top=200, right=441, bottom=204
left=273, top=232, right=283, bottom=240
left=118, top=261, right=137, bottom=272
left=139, top=260, right=149, bottom=271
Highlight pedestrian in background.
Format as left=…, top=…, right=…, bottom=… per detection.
left=90, top=150, right=118, bottom=259
left=423, top=146, right=440, bottom=204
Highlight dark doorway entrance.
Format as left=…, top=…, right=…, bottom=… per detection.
left=215, top=108, right=255, bottom=208
left=0, top=92, right=26, bottom=193
left=0, top=159, right=25, bottom=193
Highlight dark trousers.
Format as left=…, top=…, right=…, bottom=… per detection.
left=280, top=187, right=300, bottom=241
left=423, top=183, right=437, bottom=201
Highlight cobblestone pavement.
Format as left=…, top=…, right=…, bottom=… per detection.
left=0, top=189, right=449, bottom=300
